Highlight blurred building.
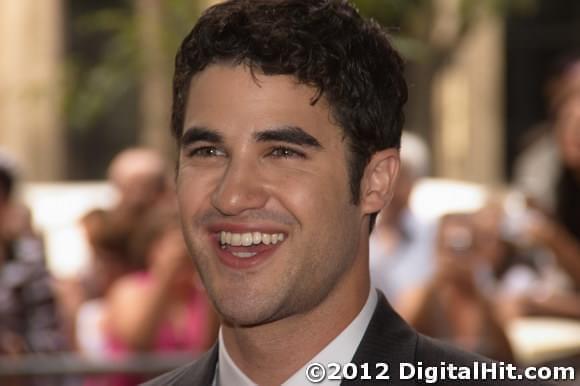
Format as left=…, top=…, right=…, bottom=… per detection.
left=0, top=0, right=579, bottom=184
left=505, top=0, right=580, bottom=178
left=0, top=0, right=201, bottom=181
left=430, top=1, right=505, bottom=185
left=0, top=0, right=65, bottom=181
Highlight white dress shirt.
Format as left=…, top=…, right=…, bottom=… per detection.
left=214, top=288, right=378, bottom=386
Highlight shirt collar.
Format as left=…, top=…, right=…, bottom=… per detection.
left=215, top=329, right=255, bottom=386
left=215, top=288, right=378, bottom=386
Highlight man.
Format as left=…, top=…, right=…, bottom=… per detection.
left=144, top=1, right=551, bottom=385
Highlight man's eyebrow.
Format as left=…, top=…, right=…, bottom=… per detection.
left=254, top=126, right=323, bottom=149
left=180, top=126, right=223, bottom=147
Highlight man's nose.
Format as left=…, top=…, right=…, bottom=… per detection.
left=211, top=158, right=269, bottom=216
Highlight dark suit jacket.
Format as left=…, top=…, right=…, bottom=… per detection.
left=141, top=294, right=551, bottom=385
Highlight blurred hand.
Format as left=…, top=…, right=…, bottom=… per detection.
left=150, top=228, right=193, bottom=281
left=520, top=211, right=558, bottom=248
left=434, top=215, right=482, bottom=295
left=434, top=252, right=481, bottom=297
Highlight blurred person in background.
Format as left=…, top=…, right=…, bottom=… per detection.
left=75, top=209, right=140, bottom=359
left=0, top=149, right=69, bottom=386
left=496, top=192, right=580, bottom=320
left=400, top=212, right=515, bottom=362
left=369, top=131, right=437, bottom=307
left=513, top=52, right=580, bottom=212
left=56, top=147, right=175, bottom=349
left=107, top=147, right=175, bottom=218
left=79, top=209, right=139, bottom=303
left=401, top=196, right=580, bottom=364
left=0, top=150, right=34, bottom=243
left=516, top=53, right=580, bottom=289
left=96, top=209, right=216, bottom=386
left=512, top=52, right=580, bottom=291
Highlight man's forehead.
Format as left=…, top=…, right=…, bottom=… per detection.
left=182, top=64, right=341, bottom=137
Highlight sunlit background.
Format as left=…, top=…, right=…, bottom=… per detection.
left=3, top=0, right=578, bottom=180
left=2, top=0, right=575, bottom=275
left=1, top=0, right=580, bottom=384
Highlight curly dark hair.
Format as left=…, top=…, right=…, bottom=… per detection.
left=172, top=0, right=407, bottom=213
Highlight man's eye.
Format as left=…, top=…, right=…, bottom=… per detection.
left=187, top=146, right=225, bottom=157
left=269, top=146, right=306, bottom=159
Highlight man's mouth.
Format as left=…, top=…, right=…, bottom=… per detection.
left=220, top=231, right=284, bottom=247
left=215, top=231, right=286, bottom=261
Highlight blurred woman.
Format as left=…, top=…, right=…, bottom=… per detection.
left=400, top=213, right=515, bottom=362
left=513, top=53, right=580, bottom=291
left=76, top=209, right=138, bottom=358
left=101, top=209, right=217, bottom=385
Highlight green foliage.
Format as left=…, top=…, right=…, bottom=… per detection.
left=354, top=0, right=425, bottom=27
left=163, top=0, right=204, bottom=56
left=66, top=7, right=138, bottom=131
left=65, top=0, right=539, bottom=133
left=65, top=1, right=201, bottom=133
left=353, top=0, right=538, bottom=27
left=353, top=0, right=538, bottom=60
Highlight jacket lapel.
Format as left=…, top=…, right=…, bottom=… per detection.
left=173, top=344, right=219, bottom=386
left=165, top=293, right=416, bottom=385
left=342, top=292, right=417, bottom=385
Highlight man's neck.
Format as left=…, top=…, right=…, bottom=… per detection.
left=221, top=273, right=370, bottom=386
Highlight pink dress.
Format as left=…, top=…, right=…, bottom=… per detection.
left=85, top=272, right=211, bottom=386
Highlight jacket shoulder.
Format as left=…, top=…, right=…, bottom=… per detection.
left=416, top=334, right=554, bottom=385
left=140, top=346, right=218, bottom=386
left=416, top=333, right=489, bottom=365
left=140, top=362, right=198, bottom=386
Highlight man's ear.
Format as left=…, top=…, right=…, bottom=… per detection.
left=359, top=148, right=400, bottom=215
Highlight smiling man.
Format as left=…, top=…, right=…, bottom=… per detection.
left=142, top=1, right=552, bottom=386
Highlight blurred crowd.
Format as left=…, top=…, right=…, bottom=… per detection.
left=372, top=52, right=580, bottom=364
left=0, top=148, right=218, bottom=385
left=0, top=52, right=579, bottom=385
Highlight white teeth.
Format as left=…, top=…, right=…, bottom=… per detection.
left=232, top=252, right=257, bottom=258
left=241, top=233, right=253, bottom=246
left=219, top=231, right=285, bottom=247
left=231, top=233, right=242, bottom=246
left=262, top=234, right=271, bottom=245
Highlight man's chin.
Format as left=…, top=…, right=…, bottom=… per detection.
left=213, top=295, right=289, bottom=328
left=219, top=309, right=276, bottom=328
